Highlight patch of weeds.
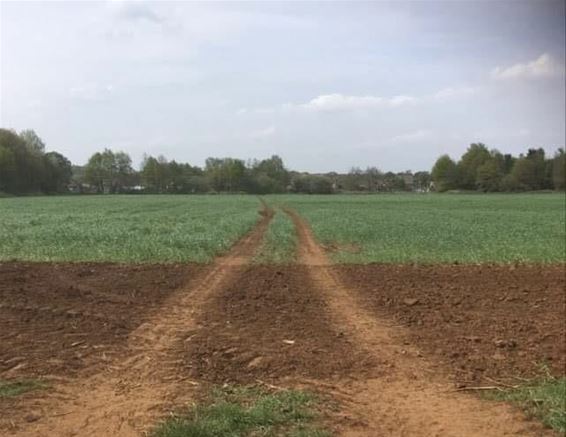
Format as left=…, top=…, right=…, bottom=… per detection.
left=151, top=385, right=331, bottom=437
left=0, top=379, right=46, bottom=398
left=485, top=373, right=565, bottom=433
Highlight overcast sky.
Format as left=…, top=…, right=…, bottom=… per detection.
left=1, top=1, right=564, bottom=172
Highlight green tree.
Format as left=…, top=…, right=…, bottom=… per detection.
left=476, top=158, right=502, bottom=192
left=343, top=167, right=365, bottom=191
left=225, top=158, right=246, bottom=192
left=84, top=152, right=106, bottom=193
left=381, top=172, right=406, bottom=192
left=249, top=155, right=290, bottom=193
left=141, top=155, right=169, bottom=193
left=0, top=129, right=43, bottom=193
left=18, top=129, right=47, bottom=191
left=0, top=142, right=17, bottom=193
left=292, top=174, right=333, bottom=194
left=114, top=151, right=134, bottom=192
left=365, top=167, right=382, bottom=192
left=552, top=148, right=565, bottom=190
left=19, top=129, right=46, bottom=154
left=413, top=171, right=432, bottom=191
left=43, top=152, right=72, bottom=193
left=0, top=129, right=72, bottom=194
left=431, top=155, right=459, bottom=192
left=84, top=149, right=134, bottom=193
left=509, top=148, right=549, bottom=191
left=457, top=143, right=491, bottom=189
left=204, top=157, right=247, bottom=192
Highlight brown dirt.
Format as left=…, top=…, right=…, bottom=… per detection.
left=284, top=207, right=555, bottom=437
left=0, top=263, right=200, bottom=379
left=336, top=264, right=566, bottom=385
left=1, top=206, right=273, bottom=437
left=181, top=265, right=375, bottom=385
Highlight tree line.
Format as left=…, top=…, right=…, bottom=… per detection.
left=0, top=129, right=72, bottom=194
left=431, top=143, right=565, bottom=192
left=1, top=128, right=564, bottom=195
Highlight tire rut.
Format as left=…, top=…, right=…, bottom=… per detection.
left=13, top=206, right=274, bottom=437
left=283, top=207, right=551, bottom=437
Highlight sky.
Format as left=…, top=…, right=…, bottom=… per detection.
left=0, top=0, right=565, bottom=172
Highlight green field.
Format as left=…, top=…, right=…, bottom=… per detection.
left=254, top=210, right=297, bottom=264
left=0, top=194, right=564, bottom=264
left=273, top=193, right=565, bottom=263
left=0, top=195, right=261, bottom=263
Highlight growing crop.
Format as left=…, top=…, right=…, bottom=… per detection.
left=254, top=209, right=297, bottom=264
left=0, top=195, right=261, bottom=263
left=274, top=193, right=565, bottom=263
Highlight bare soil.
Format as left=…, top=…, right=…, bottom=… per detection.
left=336, top=264, right=565, bottom=385
left=0, top=206, right=563, bottom=436
left=181, top=265, right=375, bottom=384
left=0, top=262, right=200, bottom=378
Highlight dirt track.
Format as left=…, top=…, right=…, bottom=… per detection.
left=1, top=206, right=563, bottom=436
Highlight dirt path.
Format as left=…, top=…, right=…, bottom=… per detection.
left=284, top=207, right=551, bottom=437
left=12, top=207, right=273, bottom=437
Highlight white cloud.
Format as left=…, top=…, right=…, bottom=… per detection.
left=389, top=95, right=419, bottom=107
left=296, top=93, right=419, bottom=112
left=491, top=53, right=564, bottom=80
left=241, top=87, right=476, bottom=115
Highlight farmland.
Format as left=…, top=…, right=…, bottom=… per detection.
left=1, top=193, right=563, bottom=264
left=0, top=195, right=260, bottom=263
left=0, top=193, right=564, bottom=436
left=275, top=193, right=565, bottom=263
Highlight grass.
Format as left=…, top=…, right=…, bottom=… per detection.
left=151, top=386, right=330, bottom=437
left=0, top=195, right=261, bottom=263
left=271, top=193, right=566, bottom=263
left=485, top=375, right=566, bottom=433
left=255, top=209, right=297, bottom=263
left=0, top=379, right=45, bottom=398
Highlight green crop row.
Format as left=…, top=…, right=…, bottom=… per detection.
left=254, top=209, right=297, bottom=264
left=0, top=195, right=261, bottom=263
left=2, top=193, right=563, bottom=264
left=271, top=193, right=565, bottom=264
